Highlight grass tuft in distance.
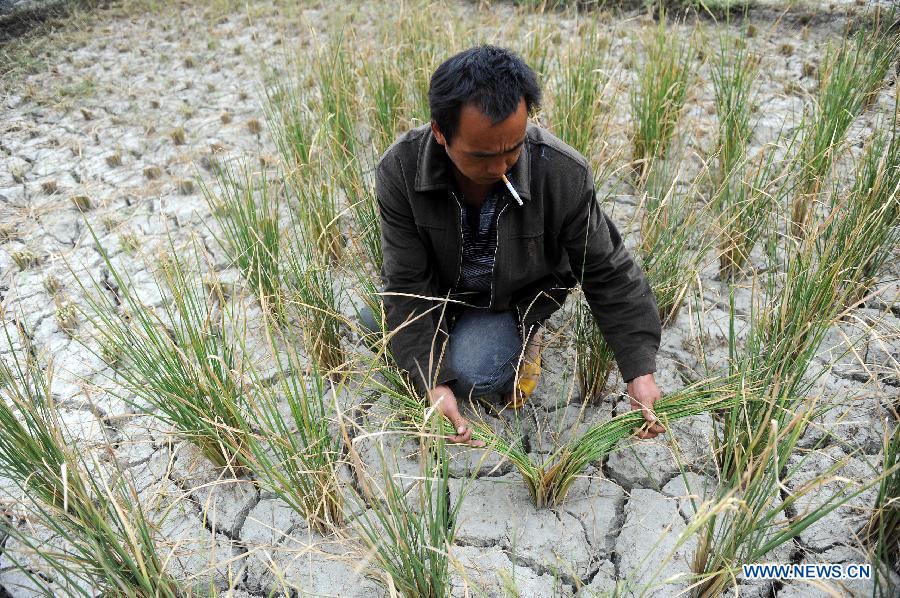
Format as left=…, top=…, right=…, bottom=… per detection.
left=551, top=26, right=612, bottom=160
left=790, top=30, right=897, bottom=237
left=630, top=15, right=693, bottom=180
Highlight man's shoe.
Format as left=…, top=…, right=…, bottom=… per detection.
left=508, top=355, right=541, bottom=409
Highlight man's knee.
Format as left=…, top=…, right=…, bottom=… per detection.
left=447, top=310, right=521, bottom=398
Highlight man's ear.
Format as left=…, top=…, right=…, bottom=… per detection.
left=431, top=121, right=448, bottom=147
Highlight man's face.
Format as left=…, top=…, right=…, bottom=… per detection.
left=432, top=98, right=527, bottom=188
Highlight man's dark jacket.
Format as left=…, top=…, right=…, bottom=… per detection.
left=375, top=122, right=661, bottom=392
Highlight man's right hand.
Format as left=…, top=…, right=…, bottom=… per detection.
left=427, top=384, right=486, bottom=447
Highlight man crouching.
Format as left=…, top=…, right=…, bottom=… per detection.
left=373, top=45, right=664, bottom=445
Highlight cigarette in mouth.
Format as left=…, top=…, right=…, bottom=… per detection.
left=502, top=174, right=523, bottom=206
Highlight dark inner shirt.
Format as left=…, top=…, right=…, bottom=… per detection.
left=454, top=186, right=502, bottom=307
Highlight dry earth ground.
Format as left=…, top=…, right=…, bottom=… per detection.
left=0, top=0, right=898, bottom=596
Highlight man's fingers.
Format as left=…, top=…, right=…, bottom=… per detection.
left=635, top=429, right=656, bottom=439
left=641, top=406, right=665, bottom=433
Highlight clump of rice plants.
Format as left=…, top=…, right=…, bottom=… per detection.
left=288, top=164, right=344, bottom=264
left=240, top=322, right=346, bottom=533
left=638, top=160, right=708, bottom=325
left=350, top=402, right=465, bottom=596
left=525, top=376, right=744, bottom=507
left=551, top=27, right=613, bottom=160
left=200, top=159, right=283, bottom=317
left=827, top=108, right=900, bottom=304
left=710, top=30, right=758, bottom=190
left=866, top=421, right=899, bottom=597
left=365, top=48, right=405, bottom=156
left=385, top=361, right=742, bottom=507
left=282, top=222, right=348, bottom=376
left=262, top=63, right=317, bottom=174
left=515, top=20, right=554, bottom=85
left=0, top=321, right=181, bottom=596
left=630, top=16, right=693, bottom=180
left=315, top=32, right=361, bottom=175
left=715, top=135, right=792, bottom=278
left=78, top=231, right=252, bottom=471
left=392, top=9, right=454, bottom=125
left=692, top=411, right=882, bottom=597
left=341, top=150, right=383, bottom=271
left=790, top=31, right=897, bottom=237
left=572, top=292, right=616, bottom=402
left=713, top=118, right=900, bottom=486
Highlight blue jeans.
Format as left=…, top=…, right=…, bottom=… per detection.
left=359, top=306, right=522, bottom=398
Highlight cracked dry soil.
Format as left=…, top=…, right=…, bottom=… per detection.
left=1, top=0, right=899, bottom=596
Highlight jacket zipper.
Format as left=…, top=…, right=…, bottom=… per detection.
left=450, top=191, right=464, bottom=290
left=488, top=197, right=510, bottom=310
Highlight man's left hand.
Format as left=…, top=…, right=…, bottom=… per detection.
left=627, top=373, right=665, bottom=439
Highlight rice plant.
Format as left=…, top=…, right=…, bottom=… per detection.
left=393, top=10, right=451, bottom=126
left=263, top=56, right=342, bottom=264
left=715, top=135, right=791, bottom=278
left=867, top=421, right=900, bottom=597
left=516, top=20, right=554, bottom=85
left=286, top=161, right=344, bottom=264
left=78, top=231, right=252, bottom=471
left=693, top=412, right=883, bottom=597
left=262, top=65, right=317, bottom=174
left=551, top=27, right=612, bottom=160
left=572, top=291, right=616, bottom=402
left=201, top=159, right=284, bottom=318
left=790, top=31, right=897, bottom=237
left=240, top=323, right=346, bottom=533
left=341, top=150, right=383, bottom=271
left=827, top=108, right=900, bottom=304
left=350, top=402, right=466, bottom=597
left=710, top=30, right=758, bottom=190
left=638, top=160, right=708, bottom=325
left=282, top=219, right=348, bottom=376
left=0, top=320, right=181, bottom=596
left=630, top=16, right=693, bottom=180
left=365, top=48, right=405, bottom=156
left=316, top=31, right=360, bottom=172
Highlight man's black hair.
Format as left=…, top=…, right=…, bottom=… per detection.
left=428, top=45, right=541, bottom=144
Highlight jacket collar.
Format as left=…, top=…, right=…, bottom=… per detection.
left=414, top=123, right=533, bottom=202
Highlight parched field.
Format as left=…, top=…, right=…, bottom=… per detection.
left=0, top=1, right=898, bottom=596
